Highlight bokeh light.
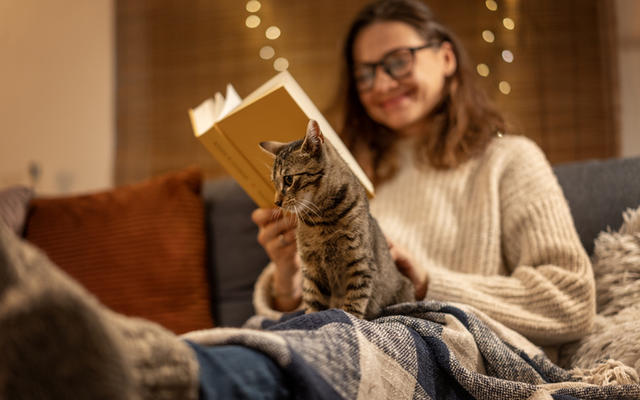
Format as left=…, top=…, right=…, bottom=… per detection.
left=246, top=0, right=261, bottom=13
left=245, top=15, right=260, bottom=28
left=476, top=63, right=490, bottom=77
left=503, top=18, right=515, bottom=30
left=499, top=81, right=512, bottom=94
left=273, top=57, right=289, bottom=71
left=266, top=26, right=281, bottom=40
left=259, top=46, right=275, bottom=60
left=482, top=30, right=495, bottom=43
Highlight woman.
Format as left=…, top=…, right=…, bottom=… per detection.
left=251, top=0, right=595, bottom=348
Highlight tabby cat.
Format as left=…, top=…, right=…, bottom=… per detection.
left=260, top=119, right=414, bottom=319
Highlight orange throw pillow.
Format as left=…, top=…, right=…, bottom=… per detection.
left=24, top=167, right=213, bottom=334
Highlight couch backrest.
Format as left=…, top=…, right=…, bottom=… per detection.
left=202, top=179, right=268, bottom=327
left=204, top=156, right=640, bottom=326
left=553, top=156, right=640, bottom=254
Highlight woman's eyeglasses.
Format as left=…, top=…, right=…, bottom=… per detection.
left=353, top=43, right=438, bottom=92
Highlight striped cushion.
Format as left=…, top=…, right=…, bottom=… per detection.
left=24, top=167, right=213, bottom=333
left=0, top=185, right=33, bottom=235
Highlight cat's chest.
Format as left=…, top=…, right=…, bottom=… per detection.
left=297, top=226, right=363, bottom=284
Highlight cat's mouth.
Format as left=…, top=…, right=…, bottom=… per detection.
left=281, top=196, right=320, bottom=221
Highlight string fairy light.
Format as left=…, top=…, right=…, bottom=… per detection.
left=485, top=0, right=498, bottom=11
left=502, top=17, right=515, bottom=30
left=265, top=26, right=281, bottom=40
left=482, top=30, right=495, bottom=43
left=259, top=45, right=275, bottom=60
left=478, top=0, right=516, bottom=95
left=246, top=0, right=261, bottom=12
left=245, top=15, right=260, bottom=28
left=477, top=63, right=490, bottom=77
left=244, top=1, right=289, bottom=72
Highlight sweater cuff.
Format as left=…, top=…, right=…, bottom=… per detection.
left=252, top=262, right=286, bottom=320
left=424, top=267, right=467, bottom=303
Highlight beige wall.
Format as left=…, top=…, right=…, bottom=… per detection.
left=616, top=0, right=640, bottom=158
left=0, top=0, right=114, bottom=195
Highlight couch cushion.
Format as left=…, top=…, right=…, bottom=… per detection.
left=553, top=156, right=640, bottom=254
left=0, top=185, right=33, bottom=235
left=203, top=178, right=268, bottom=327
left=24, top=167, right=213, bottom=334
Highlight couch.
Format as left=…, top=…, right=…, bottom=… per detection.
left=2, top=155, right=640, bottom=396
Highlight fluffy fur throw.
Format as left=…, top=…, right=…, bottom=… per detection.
left=561, top=206, right=640, bottom=376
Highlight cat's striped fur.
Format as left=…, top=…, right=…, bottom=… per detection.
left=260, top=120, right=414, bottom=319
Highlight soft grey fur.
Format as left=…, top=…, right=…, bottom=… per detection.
left=0, top=222, right=199, bottom=400
left=261, top=120, right=414, bottom=320
left=559, top=206, right=640, bottom=375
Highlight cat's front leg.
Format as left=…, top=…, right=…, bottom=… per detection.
left=342, top=263, right=373, bottom=319
left=301, top=270, right=330, bottom=314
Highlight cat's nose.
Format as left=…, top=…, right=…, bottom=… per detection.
left=275, top=199, right=283, bottom=207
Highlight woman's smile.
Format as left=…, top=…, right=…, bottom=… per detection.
left=379, top=88, right=415, bottom=111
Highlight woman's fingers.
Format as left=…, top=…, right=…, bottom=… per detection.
left=251, top=208, right=280, bottom=226
left=255, top=213, right=297, bottom=246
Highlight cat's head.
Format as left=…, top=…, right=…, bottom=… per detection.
left=259, top=119, right=330, bottom=212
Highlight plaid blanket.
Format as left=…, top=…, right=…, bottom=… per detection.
left=184, top=301, right=640, bottom=399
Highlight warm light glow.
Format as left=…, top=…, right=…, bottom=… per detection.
left=273, top=57, right=289, bottom=71
left=482, top=30, right=495, bottom=43
left=485, top=0, right=498, bottom=11
left=246, top=0, right=261, bottom=13
left=259, top=46, right=275, bottom=60
left=503, top=17, right=515, bottom=30
left=476, top=63, right=490, bottom=77
left=499, top=81, right=511, bottom=94
left=501, top=49, right=514, bottom=63
left=265, top=26, right=281, bottom=40
left=245, top=15, right=260, bottom=28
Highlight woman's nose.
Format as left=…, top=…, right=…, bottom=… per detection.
left=371, top=65, right=398, bottom=92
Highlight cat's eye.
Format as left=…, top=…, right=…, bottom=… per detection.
left=283, top=175, right=293, bottom=187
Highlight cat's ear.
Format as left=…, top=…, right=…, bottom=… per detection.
left=301, top=119, right=324, bottom=157
left=259, top=141, right=286, bottom=158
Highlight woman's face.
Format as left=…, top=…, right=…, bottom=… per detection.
left=353, top=21, right=456, bottom=136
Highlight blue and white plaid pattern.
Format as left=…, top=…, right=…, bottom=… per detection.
left=184, top=301, right=640, bottom=399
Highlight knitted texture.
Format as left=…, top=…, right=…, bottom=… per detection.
left=254, top=135, right=595, bottom=346
left=0, top=223, right=199, bottom=399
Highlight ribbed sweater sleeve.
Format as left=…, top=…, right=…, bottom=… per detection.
left=426, top=138, right=596, bottom=345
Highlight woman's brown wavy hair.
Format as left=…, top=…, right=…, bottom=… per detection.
left=339, top=0, right=507, bottom=184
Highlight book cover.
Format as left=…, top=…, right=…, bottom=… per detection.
left=189, top=71, right=374, bottom=208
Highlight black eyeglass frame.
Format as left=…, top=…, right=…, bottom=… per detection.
left=353, top=42, right=439, bottom=92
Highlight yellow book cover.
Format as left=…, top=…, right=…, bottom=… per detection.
left=189, top=71, right=374, bottom=208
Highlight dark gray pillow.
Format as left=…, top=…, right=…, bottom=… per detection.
left=202, top=179, right=269, bottom=327
left=0, top=186, right=33, bottom=235
left=553, top=156, right=640, bottom=255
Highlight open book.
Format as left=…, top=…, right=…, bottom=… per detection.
left=188, top=71, right=374, bottom=208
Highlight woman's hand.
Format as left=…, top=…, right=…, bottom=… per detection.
left=251, top=208, right=302, bottom=311
left=387, top=239, right=429, bottom=300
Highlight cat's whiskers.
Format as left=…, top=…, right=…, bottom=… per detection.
left=292, top=204, right=301, bottom=219
left=293, top=202, right=312, bottom=222
left=299, top=199, right=321, bottom=219
left=270, top=207, right=283, bottom=222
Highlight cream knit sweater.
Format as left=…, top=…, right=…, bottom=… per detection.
left=253, top=135, right=596, bottom=346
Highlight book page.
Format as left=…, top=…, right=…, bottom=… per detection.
left=218, top=84, right=242, bottom=121
left=279, top=73, right=375, bottom=197
left=190, top=98, right=217, bottom=136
